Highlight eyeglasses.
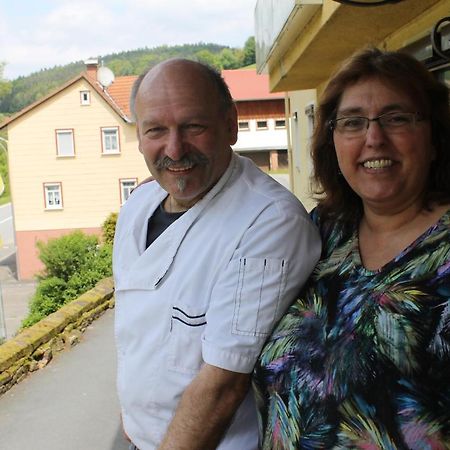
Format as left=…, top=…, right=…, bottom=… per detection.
left=329, top=112, right=426, bottom=136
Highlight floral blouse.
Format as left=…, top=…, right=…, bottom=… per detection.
left=253, top=209, right=450, bottom=449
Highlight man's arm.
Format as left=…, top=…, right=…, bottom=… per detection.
left=158, top=363, right=250, bottom=450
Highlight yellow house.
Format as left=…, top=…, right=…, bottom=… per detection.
left=0, top=61, right=289, bottom=279
left=0, top=62, right=149, bottom=279
left=255, top=0, right=450, bottom=210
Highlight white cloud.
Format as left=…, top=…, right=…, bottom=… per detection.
left=2, top=0, right=256, bottom=80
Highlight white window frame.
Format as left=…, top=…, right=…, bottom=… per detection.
left=256, top=120, right=268, bottom=130
left=102, top=127, right=120, bottom=154
left=238, top=120, right=250, bottom=131
left=44, top=183, right=63, bottom=210
left=80, top=90, right=91, bottom=105
left=120, top=178, right=137, bottom=205
left=275, top=118, right=286, bottom=129
left=56, top=129, right=75, bottom=157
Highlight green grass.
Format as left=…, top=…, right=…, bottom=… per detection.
left=0, top=194, right=11, bottom=206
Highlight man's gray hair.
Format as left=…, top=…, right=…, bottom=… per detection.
left=129, top=59, right=234, bottom=121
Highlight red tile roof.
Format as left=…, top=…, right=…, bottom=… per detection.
left=105, top=69, right=283, bottom=115
left=0, top=68, right=284, bottom=130
left=106, top=75, right=137, bottom=118
left=222, top=69, right=285, bottom=101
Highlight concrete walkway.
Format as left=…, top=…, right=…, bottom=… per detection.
left=0, top=251, right=36, bottom=340
left=0, top=308, right=129, bottom=450
left=0, top=248, right=128, bottom=449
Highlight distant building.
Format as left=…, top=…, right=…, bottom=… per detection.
left=223, top=69, right=288, bottom=171
left=0, top=62, right=288, bottom=279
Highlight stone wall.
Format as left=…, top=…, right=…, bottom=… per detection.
left=0, top=277, right=114, bottom=395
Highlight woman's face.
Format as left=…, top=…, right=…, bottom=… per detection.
left=333, top=77, right=433, bottom=215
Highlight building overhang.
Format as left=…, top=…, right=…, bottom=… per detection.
left=255, top=0, right=444, bottom=91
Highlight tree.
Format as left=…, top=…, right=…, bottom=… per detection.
left=194, top=50, right=221, bottom=69
left=242, top=36, right=256, bottom=67
left=0, top=62, right=12, bottom=109
left=107, top=59, right=134, bottom=76
left=218, top=48, right=240, bottom=69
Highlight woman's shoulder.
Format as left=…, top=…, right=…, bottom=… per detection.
left=310, top=206, right=355, bottom=254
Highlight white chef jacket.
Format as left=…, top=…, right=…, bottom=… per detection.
left=114, top=153, right=321, bottom=450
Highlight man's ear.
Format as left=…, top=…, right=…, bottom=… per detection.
left=136, top=124, right=143, bottom=154
left=227, top=104, right=238, bottom=146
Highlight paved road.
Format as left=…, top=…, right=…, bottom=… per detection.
left=0, top=309, right=129, bottom=450
left=0, top=202, right=15, bottom=248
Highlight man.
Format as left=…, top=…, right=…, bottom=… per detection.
left=113, top=59, right=321, bottom=450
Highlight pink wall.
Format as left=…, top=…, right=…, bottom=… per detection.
left=16, top=227, right=102, bottom=280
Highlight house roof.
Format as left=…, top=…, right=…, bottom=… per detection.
left=106, top=75, right=137, bottom=118
left=0, top=68, right=284, bottom=130
left=222, top=69, right=285, bottom=101
left=0, top=72, right=133, bottom=130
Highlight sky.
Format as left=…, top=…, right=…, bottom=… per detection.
left=0, top=0, right=257, bottom=80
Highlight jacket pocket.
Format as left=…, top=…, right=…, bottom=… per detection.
left=167, top=306, right=207, bottom=374
left=232, top=257, right=287, bottom=337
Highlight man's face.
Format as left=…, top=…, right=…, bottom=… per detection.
left=134, top=61, right=238, bottom=209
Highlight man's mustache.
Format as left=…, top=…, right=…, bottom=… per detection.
left=154, top=153, right=209, bottom=170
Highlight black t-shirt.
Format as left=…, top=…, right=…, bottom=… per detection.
left=145, top=202, right=185, bottom=248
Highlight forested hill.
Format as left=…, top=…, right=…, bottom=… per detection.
left=0, top=37, right=255, bottom=117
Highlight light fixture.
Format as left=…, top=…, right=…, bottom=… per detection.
left=333, top=0, right=404, bottom=6
left=431, top=17, right=450, bottom=61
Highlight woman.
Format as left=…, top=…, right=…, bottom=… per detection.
left=253, top=48, right=450, bottom=449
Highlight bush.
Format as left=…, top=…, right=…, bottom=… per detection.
left=102, top=212, right=118, bottom=245
left=21, top=231, right=112, bottom=328
left=36, top=231, right=99, bottom=282
left=21, top=277, right=68, bottom=327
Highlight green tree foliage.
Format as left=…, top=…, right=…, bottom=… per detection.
left=242, top=36, right=256, bottom=67
left=0, top=62, right=12, bottom=106
left=0, top=38, right=255, bottom=115
left=219, top=48, right=242, bottom=69
left=0, top=143, right=10, bottom=204
left=194, top=49, right=221, bottom=68
left=102, top=212, right=118, bottom=245
left=21, top=231, right=112, bottom=328
left=0, top=129, right=10, bottom=205
left=0, top=62, right=84, bottom=114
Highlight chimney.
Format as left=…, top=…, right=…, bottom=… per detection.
left=84, top=58, right=99, bottom=79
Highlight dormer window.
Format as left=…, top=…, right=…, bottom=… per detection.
left=80, top=90, right=91, bottom=105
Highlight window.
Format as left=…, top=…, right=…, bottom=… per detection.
left=256, top=120, right=268, bottom=130
left=102, top=127, right=120, bottom=154
left=120, top=179, right=137, bottom=205
left=80, top=90, right=91, bottom=105
left=238, top=121, right=250, bottom=131
left=44, top=183, right=63, bottom=209
left=275, top=119, right=286, bottom=129
left=56, top=129, right=75, bottom=157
